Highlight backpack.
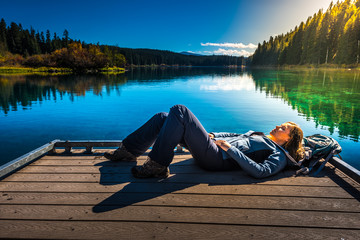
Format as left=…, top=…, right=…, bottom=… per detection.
left=296, top=134, right=342, bottom=176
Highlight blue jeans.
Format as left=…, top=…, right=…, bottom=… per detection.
left=123, top=104, right=237, bottom=171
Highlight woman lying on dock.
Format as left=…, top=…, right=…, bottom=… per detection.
left=104, top=104, right=304, bottom=179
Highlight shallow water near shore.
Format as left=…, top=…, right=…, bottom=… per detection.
left=0, top=67, right=359, bottom=170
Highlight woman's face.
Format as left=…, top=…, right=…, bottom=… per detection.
left=270, top=123, right=292, bottom=144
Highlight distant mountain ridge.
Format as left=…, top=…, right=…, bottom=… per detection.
left=101, top=46, right=244, bottom=66
left=179, top=51, right=204, bottom=56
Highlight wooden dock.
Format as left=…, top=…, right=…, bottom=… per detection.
left=0, top=142, right=359, bottom=239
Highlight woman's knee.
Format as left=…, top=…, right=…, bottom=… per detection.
left=169, top=104, right=191, bottom=120
left=170, top=104, right=189, bottom=113
left=148, top=112, right=168, bottom=130
left=155, top=112, right=168, bottom=120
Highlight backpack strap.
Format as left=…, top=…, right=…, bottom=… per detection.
left=312, top=150, right=336, bottom=176
left=268, top=138, right=314, bottom=175
left=268, top=138, right=301, bottom=167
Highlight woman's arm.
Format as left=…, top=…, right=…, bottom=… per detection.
left=215, top=140, right=287, bottom=178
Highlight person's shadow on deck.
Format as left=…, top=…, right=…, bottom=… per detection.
left=92, top=154, right=290, bottom=213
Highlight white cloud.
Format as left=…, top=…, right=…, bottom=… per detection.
left=201, top=42, right=257, bottom=49
left=200, top=74, right=255, bottom=91
left=194, top=47, right=254, bottom=57
left=200, top=48, right=251, bottom=57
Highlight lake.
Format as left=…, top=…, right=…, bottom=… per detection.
left=0, top=67, right=359, bottom=170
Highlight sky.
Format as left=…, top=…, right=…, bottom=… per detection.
left=0, top=0, right=336, bottom=56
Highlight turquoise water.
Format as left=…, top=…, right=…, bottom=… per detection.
left=0, top=68, right=359, bottom=170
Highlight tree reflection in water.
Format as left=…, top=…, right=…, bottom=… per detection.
left=251, top=69, right=360, bottom=141
left=0, top=68, right=359, bottom=141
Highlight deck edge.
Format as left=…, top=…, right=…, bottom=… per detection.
left=0, top=140, right=60, bottom=179
left=329, top=157, right=360, bottom=184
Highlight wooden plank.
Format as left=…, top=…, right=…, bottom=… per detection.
left=1, top=192, right=359, bottom=212
left=15, top=165, right=208, bottom=174
left=0, top=182, right=358, bottom=198
left=36, top=151, right=355, bottom=179
left=0, top=205, right=359, bottom=229
left=32, top=155, right=193, bottom=165
left=27, top=157, right=356, bottom=178
left=12, top=163, right=347, bottom=177
left=2, top=172, right=358, bottom=188
left=48, top=148, right=190, bottom=155
left=29, top=154, right=352, bottom=177
left=12, top=165, right=359, bottom=189
left=1, top=220, right=359, bottom=240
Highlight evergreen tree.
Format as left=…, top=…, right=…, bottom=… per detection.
left=7, top=22, right=22, bottom=54
left=62, top=29, right=69, bottom=46
left=0, top=18, right=7, bottom=55
left=52, top=32, right=61, bottom=50
left=251, top=0, right=360, bottom=66
left=29, top=27, right=40, bottom=55
left=39, top=31, right=46, bottom=53
left=46, top=30, right=52, bottom=53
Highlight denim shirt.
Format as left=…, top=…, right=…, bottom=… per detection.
left=211, top=130, right=289, bottom=178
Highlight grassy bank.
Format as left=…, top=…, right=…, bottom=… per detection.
left=0, top=66, right=125, bottom=75
left=98, top=67, right=126, bottom=74
left=0, top=66, right=72, bottom=74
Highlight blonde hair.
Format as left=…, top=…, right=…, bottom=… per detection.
left=283, top=121, right=304, bottom=162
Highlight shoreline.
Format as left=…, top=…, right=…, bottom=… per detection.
left=1, top=64, right=360, bottom=75
left=249, top=64, right=360, bottom=71
left=0, top=66, right=125, bottom=75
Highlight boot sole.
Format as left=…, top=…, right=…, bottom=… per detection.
left=104, top=153, right=137, bottom=162
left=131, top=166, right=169, bottom=179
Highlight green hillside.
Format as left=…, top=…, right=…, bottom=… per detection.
left=251, top=0, right=360, bottom=67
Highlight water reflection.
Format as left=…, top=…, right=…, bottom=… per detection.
left=200, top=74, right=255, bottom=91
left=0, top=74, right=127, bottom=114
left=0, top=67, right=243, bottom=114
left=0, top=68, right=359, bottom=141
left=250, top=69, right=360, bottom=141
left=125, top=67, right=242, bottom=82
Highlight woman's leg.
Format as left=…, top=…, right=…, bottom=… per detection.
left=148, top=104, right=233, bottom=171
left=122, top=112, right=168, bottom=157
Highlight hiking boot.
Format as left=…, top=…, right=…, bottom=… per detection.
left=104, top=143, right=137, bottom=162
left=131, top=157, right=169, bottom=178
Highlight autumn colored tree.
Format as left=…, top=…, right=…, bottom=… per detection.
left=51, top=43, right=109, bottom=71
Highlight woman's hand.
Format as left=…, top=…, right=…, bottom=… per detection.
left=209, top=133, right=215, bottom=139
left=214, top=140, right=231, bottom=151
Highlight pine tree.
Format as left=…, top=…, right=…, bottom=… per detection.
left=29, top=27, right=40, bottom=55
left=251, top=0, right=360, bottom=66
left=62, top=29, right=69, bottom=47
left=0, top=19, right=7, bottom=46
left=7, top=22, right=23, bottom=54
left=0, top=18, right=7, bottom=55
left=46, top=30, right=52, bottom=53
left=52, top=32, right=61, bottom=50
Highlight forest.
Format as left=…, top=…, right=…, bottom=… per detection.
left=0, top=19, right=244, bottom=72
left=101, top=45, right=244, bottom=67
left=251, top=0, right=360, bottom=66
